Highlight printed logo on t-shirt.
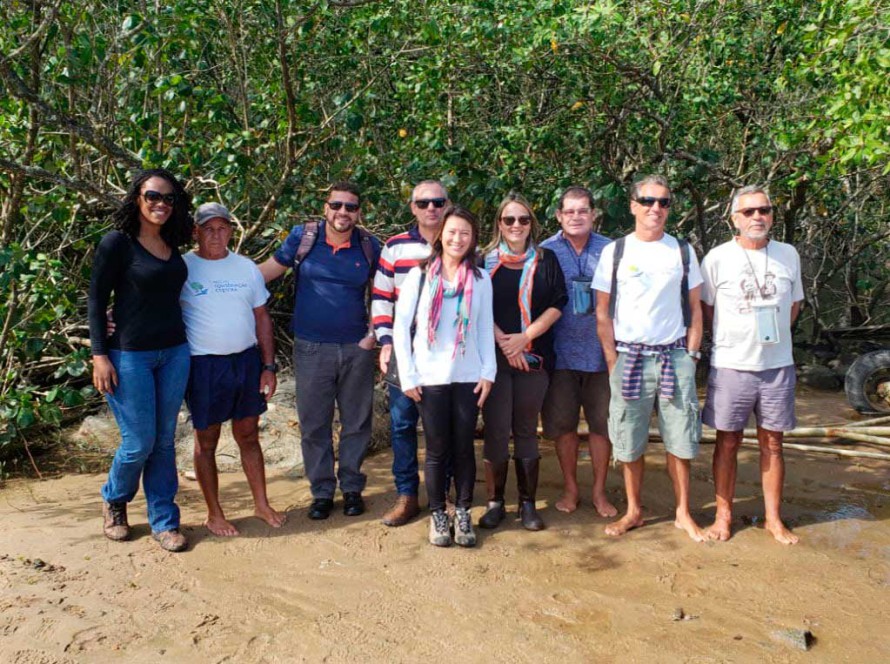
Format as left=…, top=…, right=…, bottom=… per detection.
left=737, top=266, right=777, bottom=314
left=188, top=281, right=208, bottom=296
left=212, top=280, right=249, bottom=294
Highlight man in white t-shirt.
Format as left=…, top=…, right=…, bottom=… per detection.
left=701, top=186, right=804, bottom=545
left=592, top=175, right=706, bottom=542
left=181, top=203, right=285, bottom=537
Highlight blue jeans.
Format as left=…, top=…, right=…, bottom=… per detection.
left=389, top=384, right=421, bottom=496
left=101, top=343, right=190, bottom=533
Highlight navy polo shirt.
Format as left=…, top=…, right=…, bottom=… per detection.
left=274, top=223, right=381, bottom=344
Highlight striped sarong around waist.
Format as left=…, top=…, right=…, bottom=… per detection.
left=618, top=338, right=687, bottom=401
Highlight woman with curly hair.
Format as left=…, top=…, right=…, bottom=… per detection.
left=480, top=192, right=567, bottom=532
left=88, top=168, right=194, bottom=552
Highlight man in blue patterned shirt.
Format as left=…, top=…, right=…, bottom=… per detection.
left=540, top=186, right=617, bottom=517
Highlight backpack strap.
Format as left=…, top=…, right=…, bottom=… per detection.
left=357, top=226, right=377, bottom=281
left=608, top=236, right=626, bottom=320
left=294, top=219, right=321, bottom=273
left=678, top=238, right=691, bottom=327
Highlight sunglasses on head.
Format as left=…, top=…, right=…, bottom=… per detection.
left=737, top=205, right=773, bottom=217
left=142, top=190, right=176, bottom=205
left=414, top=198, right=447, bottom=209
left=634, top=196, right=672, bottom=208
left=327, top=201, right=360, bottom=213
left=501, top=215, right=532, bottom=226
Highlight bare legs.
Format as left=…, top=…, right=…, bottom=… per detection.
left=605, top=454, right=705, bottom=542
left=194, top=417, right=286, bottom=537
left=707, top=427, right=798, bottom=544
left=555, top=431, right=617, bottom=516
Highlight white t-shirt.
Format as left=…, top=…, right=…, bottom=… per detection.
left=701, top=239, right=804, bottom=370
left=592, top=233, right=703, bottom=346
left=393, top=267, right=497, bottom=392
left=181, top=251, right=269, bottom=356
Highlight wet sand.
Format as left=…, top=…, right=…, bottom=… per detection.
left=1, top=389, right=889, bottom=662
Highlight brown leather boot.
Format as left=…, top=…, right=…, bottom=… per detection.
left=478, top=459, right=508, bottom=529
left=382, top=495, right=421, bottom=527
left=515, top=457, right=545, bottom=531
left=102, top=501, right=130, bottom=541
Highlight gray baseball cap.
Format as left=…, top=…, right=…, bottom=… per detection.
left=195, top=202, right=232, bottom=225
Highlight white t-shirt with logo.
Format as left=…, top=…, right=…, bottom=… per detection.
left=181, top=251, right=269, bottom=356
left=592, top=233, right=703, bottom=346
left=701, top=239, right=803, bottom=371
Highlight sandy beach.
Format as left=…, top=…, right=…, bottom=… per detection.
left=1, top=388, right=888, bottom=663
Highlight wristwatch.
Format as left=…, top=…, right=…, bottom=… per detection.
left=262, top=362, right=279, bottom=373
left=687, top=349, right=702, bottom=360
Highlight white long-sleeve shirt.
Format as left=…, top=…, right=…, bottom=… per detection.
left=392, top=266, right=496, bottom=392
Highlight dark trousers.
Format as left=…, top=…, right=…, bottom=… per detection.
left=418, top=383, right=479, bottom=512
left=482, top=360, right=550, bottom=463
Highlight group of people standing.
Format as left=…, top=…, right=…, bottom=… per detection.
left=89, top=169, right=803, bottom=552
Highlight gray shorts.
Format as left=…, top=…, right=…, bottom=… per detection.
left=702, top=365, right=796, bottom=432
left=608, top=349, right=700, bottom=462
left=541, top=369, right=610, bottom=439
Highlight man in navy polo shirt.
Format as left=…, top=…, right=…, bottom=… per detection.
left=540, top=186, right=617, bottom=518
left=259, top=182, right=381, bottom=520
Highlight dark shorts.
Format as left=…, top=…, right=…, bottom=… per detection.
left=541, top=369, right=610, bottom=439
left=702, top=365, right=796, bottom=432
left=186, top=346, right=267, bottom=431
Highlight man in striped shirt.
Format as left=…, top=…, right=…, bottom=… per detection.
left=373, top=180, right=450, bottom=526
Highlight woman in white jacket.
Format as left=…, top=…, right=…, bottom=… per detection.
left=393, top=206, right=496, bottom=548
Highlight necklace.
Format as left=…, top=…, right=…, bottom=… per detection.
left=740, top=240, right=770, bottom=300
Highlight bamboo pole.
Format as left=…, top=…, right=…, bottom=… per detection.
left=843, top=415, right=890, bottom=428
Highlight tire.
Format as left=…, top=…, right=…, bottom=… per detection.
left=845, top=350, right=890, bottom=414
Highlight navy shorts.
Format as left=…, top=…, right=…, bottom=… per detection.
left=186, top=346, right=267, bottom=430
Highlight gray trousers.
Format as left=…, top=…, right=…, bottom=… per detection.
left=482, top=357, right=550, bottom=463
left=293, top=338, right=374, bottom=498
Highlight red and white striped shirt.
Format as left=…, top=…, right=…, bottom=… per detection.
left=372, top=226, right=431, bottom=345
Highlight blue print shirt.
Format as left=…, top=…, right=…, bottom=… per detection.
left=540, top=231, right=611, bottom=372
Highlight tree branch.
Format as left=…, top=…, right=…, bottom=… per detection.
left=0, top=158, right=120, bottom=207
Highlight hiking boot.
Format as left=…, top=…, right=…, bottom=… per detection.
left=453, top=507, right=477, bottom=548
left=428, top=509, right=452, bottom=547
left=382, top=495, right=421, bottom=527
left=152, top=528, right=188, bottom=552
left=102, top=501, right=130, bottom=541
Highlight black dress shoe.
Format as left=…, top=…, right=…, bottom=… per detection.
left=342, top=492, right=365, bottom=517
left=308, top=498, right=334, bottom=520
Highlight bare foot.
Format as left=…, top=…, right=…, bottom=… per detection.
left=555, top=491, right=579, bottom=513
left=255, top=505, right=287, bottom=528
left=205, top=514, right=239, bottom=537
left=706, top=515, right=733, bottom=542
left=605, top=511, right=644, bottom=536
left=674, top=512, right=707, bottom=542
left=765, top=519, right=799, bottom=545
left=592, top=491, right=618, bottom=518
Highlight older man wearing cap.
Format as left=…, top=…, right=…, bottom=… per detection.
left=181, top=202, right=286, bottom=536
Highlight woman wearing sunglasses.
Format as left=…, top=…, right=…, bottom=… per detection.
left=88, top=168, right=194, bottom=552
left=480, top=192, right=568, bottom=531
left=392, top=206, right=495, bottom=547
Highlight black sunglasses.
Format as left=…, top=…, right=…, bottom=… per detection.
left=501, top=215, right=532, bottom=226
left=634, top=196, right=672, bottom=208
left=142, top=190, right=177, bottom=205
left=737, top=206, right=773, bottom=217
left=414, top=198, right=447, bottom=209
left=327, top=201, right=360, bottom=213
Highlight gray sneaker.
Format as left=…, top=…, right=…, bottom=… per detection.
left=453, top=507, right=477, bottom=548
left=428, top=509, right=452, bottom=547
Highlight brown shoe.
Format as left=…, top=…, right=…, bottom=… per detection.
left=382, top=495, right=421, bottom=527
left=102, top=501, right=130, bottom=541
left=152, top=529, right=188, bottom=552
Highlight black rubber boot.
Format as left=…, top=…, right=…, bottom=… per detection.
left=515, top=457, right=545, bottom=531
left=478, top=459, right=509, bottom=529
